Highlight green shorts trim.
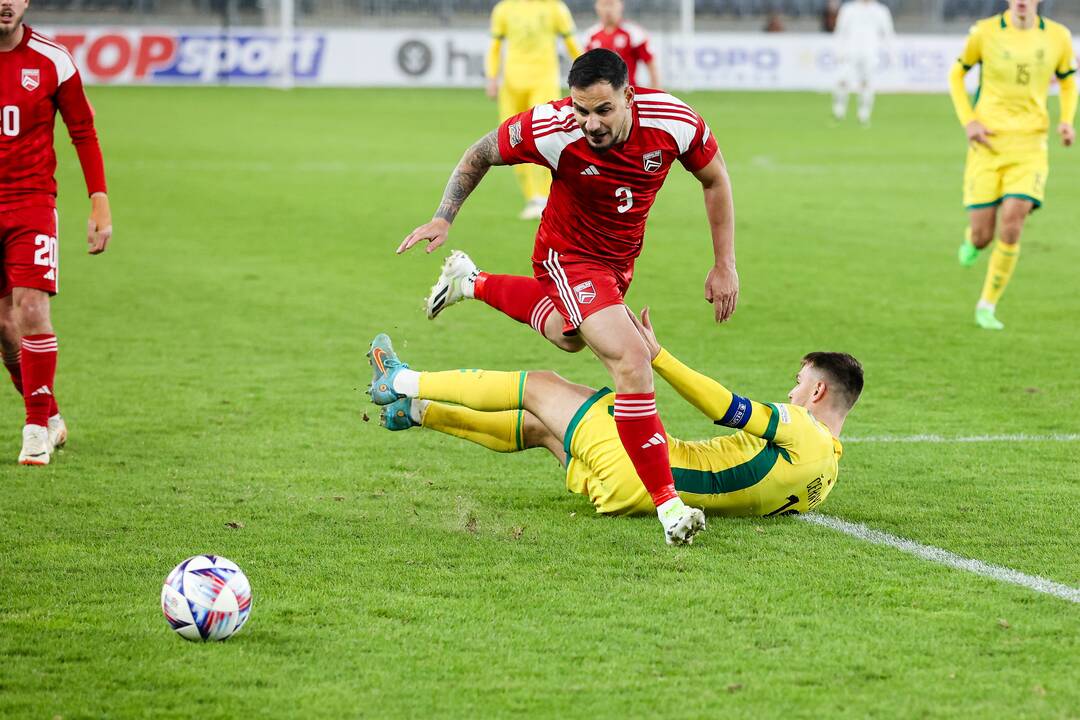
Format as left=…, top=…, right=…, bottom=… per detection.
left=563, top=386, right=612, bottom=463
left=965, top=193, right=1042, bottom=211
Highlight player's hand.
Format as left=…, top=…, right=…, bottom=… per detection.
left=87, top=192, right=112, bottom=255
left=485, top=78, right=499, bottom=100
left=627, top=306, right=661, bottom=360
left=398, top=218, right=450, bottom=255
left=705, top=263, right=739, bottom=323
left=965, top=121, right=995, bottom=151
left=1058, top=123, right=1075, bottom=147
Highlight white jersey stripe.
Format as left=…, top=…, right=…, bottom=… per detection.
left=27, top=37, right=77, bottom=84
left=638, top=116, right=696, bottom=155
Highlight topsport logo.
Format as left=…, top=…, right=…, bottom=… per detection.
left=50, top=31, right=325, bottom=83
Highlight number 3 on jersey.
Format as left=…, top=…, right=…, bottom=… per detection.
left=34, top=234, right=57, bottom=281
left=615, top=186, right=633, bottom=214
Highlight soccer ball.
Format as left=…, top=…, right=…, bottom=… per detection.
left=161, top=555, right=252, bottom=641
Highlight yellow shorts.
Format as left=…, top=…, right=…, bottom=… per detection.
left=963, top=134, right=1048, bottom=209
left=498, top=82, right=561, bottom=123
left=563, top=390, right=812, bottom=518
left=564, top=390, right=655, bottom=516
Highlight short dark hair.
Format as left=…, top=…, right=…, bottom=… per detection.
left=568, top=48, right=628, bottom=91
left=802, top=352, right=864, bottom=410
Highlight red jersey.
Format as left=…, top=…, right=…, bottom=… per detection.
left=584, top=22, right=655, bottom=87
left=497, top=89, right=718, bottom=267
left=0, top=26, right=106, bottom=212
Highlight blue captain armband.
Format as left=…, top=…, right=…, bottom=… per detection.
left=715, top=394, right=752, bottom=429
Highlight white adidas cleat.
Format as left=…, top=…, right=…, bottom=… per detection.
left=660, top=501, right=706, bottom=546
left=48, top=413, right=68, bottom=450
left=18, top=424, right=52, bottom=466
left=426, top=250, right=478, bottom=320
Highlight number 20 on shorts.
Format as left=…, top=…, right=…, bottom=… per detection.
left=34, top=234, right=58, bottom=281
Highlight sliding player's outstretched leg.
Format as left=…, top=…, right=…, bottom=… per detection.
left=366, top=333, right=410, bottom=405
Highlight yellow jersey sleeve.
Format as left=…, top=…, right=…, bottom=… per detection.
left=948, top=24, right=982, bottom=126
left=555, top=1, right=582, bottom=58
left=958, top=23, right=983, bottom=69
left=486, top=2, right=507, bottom=79
left=490, top=2, right=507, bottom=39
left=1057, top=27, right=1078, bottom=125
left=1055, top=25, right=1077, bottom=78
left=652, top=348, right=775, bottom=440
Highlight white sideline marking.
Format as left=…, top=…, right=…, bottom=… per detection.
left=845, top=433, right=1080, bottom=444
left=797, top=514, right=1080, bottom=603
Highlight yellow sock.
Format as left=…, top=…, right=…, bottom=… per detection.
left=420, top=402, right=525, bottom=452
left=418, top=370, right=527, bottom=411
left=979, top=239, right=1020, bottom=306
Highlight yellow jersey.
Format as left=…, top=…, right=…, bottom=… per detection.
left=653, top=350, right=843, bottom=517
left=953, top=12, right=1078, bottom=135
left=486, top=0, right=580, bottom=91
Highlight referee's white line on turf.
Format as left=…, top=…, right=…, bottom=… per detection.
left=844, top=433, right=1080, bottom=444
left=798, top=514, right=1080, bottom=604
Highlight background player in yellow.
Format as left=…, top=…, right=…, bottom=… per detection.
left=486, top=0, right=582, bottom=220
left=365, top=309, right=863, bottom=525
left=949, top=0, right=1077, bottom=330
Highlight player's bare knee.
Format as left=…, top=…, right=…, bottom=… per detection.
left=607, top=348, right=653, bottom=392
left=12, top=291, right=52, bottom=335
left=550, top=334, right=586, bottom=353
left=970, top=223, right=995, bottom=249
left=524, top=371, right=562, bottom=404
left=521, top=413, right=554, bottom=450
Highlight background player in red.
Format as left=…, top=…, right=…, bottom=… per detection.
left=396, top=49, right=738, bottom=545
left=0, top=0, right=111, bottom=465
left=585, top=0, right=660, bottom=88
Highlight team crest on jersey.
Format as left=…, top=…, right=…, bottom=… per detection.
left=573, top=281, right=596, bottom=305
left=509, top=121, right=522, bottom=148
left=21, top=69, right=40, bottom=91
left=642, top=150, right=662, bottom=173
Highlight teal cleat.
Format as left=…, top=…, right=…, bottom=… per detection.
left=379, top=397, right=418, bottom=431
left=975, top=306, right=1004, bottom=330
left=366, top=333, right=409, bottom=406
left=958, top=239, right=979, bottom=267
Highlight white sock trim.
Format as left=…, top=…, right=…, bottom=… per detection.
left=411, top=398, right=429, bottom=425
left=393, top=368, right=421, bottom=398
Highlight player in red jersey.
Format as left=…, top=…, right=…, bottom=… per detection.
left=395, top=49, right=738, bottom=546
left=585, top=0, right=659, bottom=88
left=0, top=0, right=111, bottom=465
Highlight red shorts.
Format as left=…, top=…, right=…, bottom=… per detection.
left=533, top=249, right=634, bottom=335
left=0, top=205, right=59, bottom=297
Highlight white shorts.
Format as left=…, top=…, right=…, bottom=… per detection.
left=840, top=52, right=876, bottom=87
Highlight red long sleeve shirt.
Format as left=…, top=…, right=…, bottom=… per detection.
left=0, top=25, right=106, bottom=212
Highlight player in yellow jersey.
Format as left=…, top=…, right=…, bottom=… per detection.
left=949, top=0, right=1077, bottom=330
left=366, top=309, right=863, bottom=528
left=486, top=0, right=582, bottom=220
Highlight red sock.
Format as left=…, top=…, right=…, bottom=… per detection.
left=20, top=334, right=57, bottom=427
left=3, top=347, right=21, bottom=395
left=473, top=273, right=555, bottom=336
left=613, top=393, right=678, bottom=507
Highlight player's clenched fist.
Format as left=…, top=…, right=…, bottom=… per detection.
left=398, top=218, right=451, bottom=255
left=705, top=264, right=739, bottom=323
left=87, top=192, right=112, bottom=255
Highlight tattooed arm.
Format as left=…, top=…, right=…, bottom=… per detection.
left=398, top=130, right=505, bottom=254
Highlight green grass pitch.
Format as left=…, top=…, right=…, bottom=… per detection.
left=1, top=87, right=1078, bottom=718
